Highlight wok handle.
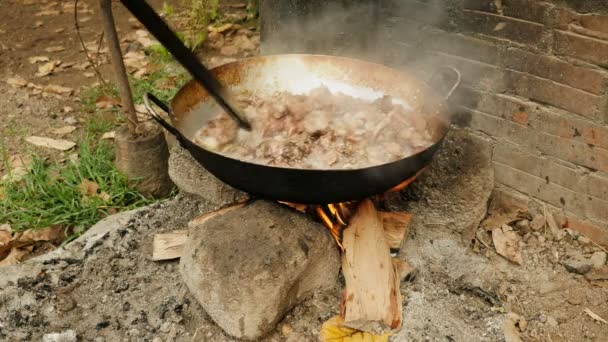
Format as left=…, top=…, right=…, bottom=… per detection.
left=143, top=93, right=189, bottom=145
left=430, top=66, right=461, bottom=101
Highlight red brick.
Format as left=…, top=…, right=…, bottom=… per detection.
left=512, top=111, right=528, bottom=125
left=430, top=52, right=505, bottom=92
left=493, top=143, right=608, bottom=203
left=560, top=216, right=608, bottom=248
left=554, top=30, right=608, bottom=67
left=505, top=70, right=605, bottom=121
left=535, top=133, right=608, bottom=173
left=579, top=14, right=608, bottom=35
left=493, top=161, right=608, bottom=222
left=587, top=173, right=608, bottom=201
left=424, top=31, right=502, bottom=65
left=502, top=47, right=608, bottom=95
left=462, top=90, right=608, bottom=149
left=463, top=0, right=551, bottom=24
left=530, top=107, right=608, bottom=150
left=463, top=10, right=546, bottom=46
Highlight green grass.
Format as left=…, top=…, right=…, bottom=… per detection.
left=0, top=140, right=152, bottom=240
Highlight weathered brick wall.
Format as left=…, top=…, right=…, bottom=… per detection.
left=260, top=0, right=608, bottom=245
left=379, top=0, right=608, bottom=245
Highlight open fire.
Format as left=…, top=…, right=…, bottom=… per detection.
left=280, top=167, right=426, bottom=250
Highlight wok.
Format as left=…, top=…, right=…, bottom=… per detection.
left=145, top=54, right=460, bottom=204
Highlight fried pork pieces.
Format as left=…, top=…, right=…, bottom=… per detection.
left=193, top=86, right=433, bottom=169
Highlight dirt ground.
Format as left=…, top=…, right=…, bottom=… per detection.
left=1, top=129, right=607, bottom=341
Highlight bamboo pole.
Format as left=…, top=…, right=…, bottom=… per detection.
left=98, top=0, right=138, bottom=134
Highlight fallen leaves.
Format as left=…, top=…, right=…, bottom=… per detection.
left=26, top=136, right=76, bottom=151
left=50, top=125, right=77, bottom=135
left=78, top=180, right=111, bottom=203
left=95, top=95, right=121, bottom=109
left=43, top=84, right=74, bottom=95
left=6, top=76, right=28, bottom=88
left=0, top=225, right=65, bottom=266
left=1, top=154, right=32, bottom=182
left=35, top=60, right=60, bottom=77
left=101, top=131, right=115, bottom=140
left=28, top=56, right=50, bottom=64
left=45, top=46, right=66, bottom=53
left=492, top=224, right=523, bottom=265
left=503, top=313, right=523, bottom=342
left=320, top=316, right=392, bottom=342
left=584, top=308, right=607, bottom=324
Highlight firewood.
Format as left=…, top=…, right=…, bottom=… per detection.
left=379, top=212, right=412, bottom=249
left=152, top=230, right=187, bottom=261
left=153, top=203, right=248, bottom=261
left=188, top=203, right=246, bottom=228
left=341, top=199, right=402, bottom=333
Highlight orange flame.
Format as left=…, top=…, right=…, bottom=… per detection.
left=387, top=167, right=427, bottom=193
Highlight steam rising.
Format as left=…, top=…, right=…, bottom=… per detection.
left=260, top=0, right=477, bottom=111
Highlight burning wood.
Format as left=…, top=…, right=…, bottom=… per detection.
left=341, top=199, right=403, bottom=333
left=380, top=212, right=412, bottom=250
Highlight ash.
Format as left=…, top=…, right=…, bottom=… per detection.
left=0, top=129, right=606, bottom=341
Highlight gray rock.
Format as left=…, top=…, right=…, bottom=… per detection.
left=562, top=252, right=593, bottom=275
left=180, top=200, right=340, bottom=340
left=590, top=251, right=607, bottom=269
left=42, top=330, right=77, bottom=342
left=168, top=145, right=248, bottom=207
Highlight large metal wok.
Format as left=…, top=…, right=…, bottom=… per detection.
left=146, top=54, right=459, bottom=204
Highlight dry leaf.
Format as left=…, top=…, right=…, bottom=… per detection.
left=494, top=22, right=507, bottom=31
left=44, top=84, right=73, bottom=95
left=545, top=208, right=565, bottom=240
left=36, top=61, right=58, bottom=77
left=34, top=20, right=44, bottom=28
left=135, top=29, right=157, bottom=47
left=36, top=10, right=60, bottom=16
left=320, top=316, right=391, bottom=342
left=26, top=136, right=76, bottom=151
left=63, top=106, right=73, bottom=113
left=492, top=224, right=523, bottom=265
left=584, top=308, right=608, bottom=324
left=503, top=313, right=523, bottom=342
left=0, top=224, right=11, bottom=249
left=78, top=180, right=100, bottom=197
left=6, top=76, right=27, bottom=88
left=0, top=247, right=30, bottom=266
left=13, top=226, right=65, bottom=245
left=45, top=46, right=65, bottom=53
left=54, top=28, right=65, bottom=33
left=50, top=125, right=77, bottom=135
left=209, top=23, right=234, bottom=33
left=1, top=155, right=32, bottom=183
left=83, top=72, right=94, bottom=78
left=95, top=95, right=121, bottom=109
left=101, top=131, right=115, bottom=139
left=28, top=56, right=50, bottom=64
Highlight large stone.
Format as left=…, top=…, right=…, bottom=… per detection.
left=180, top=200, right=340, bottom=340
left=168, top=145, right=248, bottom=207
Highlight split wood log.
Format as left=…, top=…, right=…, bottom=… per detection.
left=379, top=212, right=412, bottom=250
left=153, top=203, right=247, bottom=261
left=152, top=230, right=187, bottom=261
left=188, top=203, right=246, bottom=228
left=341, top=199, right=402, bottom=333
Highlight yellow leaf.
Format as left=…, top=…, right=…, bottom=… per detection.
left=320, top=316, right=392, bottom=342
left=78, top=180, right=99, bottom=197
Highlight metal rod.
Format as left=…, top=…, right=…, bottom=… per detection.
left=98, top=0, right=138, bottom=134
left=118, top=0, right=251, bottom=130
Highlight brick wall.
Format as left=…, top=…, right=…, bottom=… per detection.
left=260, top=0, right=608, bottom=245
